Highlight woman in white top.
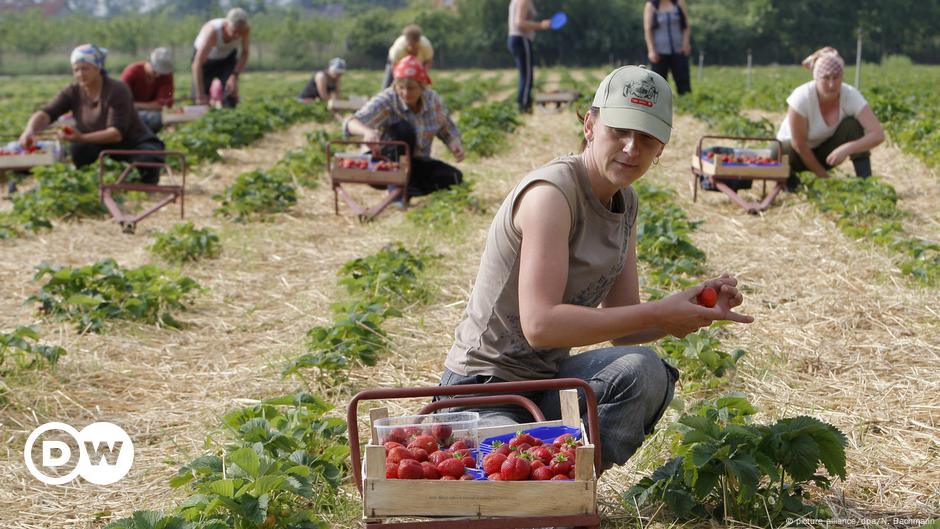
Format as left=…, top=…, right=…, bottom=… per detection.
left=192, top=8, right=251, bottom=108
left=507, top=0, right=551, bottom=112
left=776, top=49, right=885, bottom=188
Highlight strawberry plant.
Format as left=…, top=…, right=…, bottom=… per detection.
left=635, top=182, right=706, bottom=293
left=405, top=181, right=485, bottom=228
left=149, top=223, right=221, bottom=264
left=28, top=258, right=200, bottom=333
left=459, top=101, right=520, bottom=158
left=112, top=392, right=347, bottom=529
left=337, top=243, right=433, bottom=307
left=164, top=98, right=331, bottom=166
left=803, top=175, right=940, bottom=286
left=214, top=169, right=298, bottom=222
left=7, top=162, right=107, bottom=232
left=104, top=511, right=191, bottom=529
left=656, top=325, right=746, bottom=391
left=625, top=394, right=846, bottom=526
left=0, top=326, right=65, bottom=373
left=275, top=132, right=331, bottom=190
left=283, top=302, right=399, bottom=384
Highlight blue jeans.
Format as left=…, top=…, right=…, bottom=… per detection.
left=436, top=346, right=678, bottom=470
left=507, top=36, right=534, bottom=111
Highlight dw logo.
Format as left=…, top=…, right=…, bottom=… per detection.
left=24, top=422, right=134, bottom=486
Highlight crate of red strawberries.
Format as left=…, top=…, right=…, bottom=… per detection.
left=330, top=153, right=408, bottom=185
left=356, top=385, right=598, bottom=520
left=0, top=140, right=60, bottom=169
left=479, top=425, right=583, bottom=481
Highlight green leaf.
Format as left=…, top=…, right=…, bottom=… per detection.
left=207, top=478, right=237, bottom=498
left=65, top=294, right=102, bottom=306
left=228, top=447, right=261, bottom=478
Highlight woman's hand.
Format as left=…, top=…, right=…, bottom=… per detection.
left=826, top=144, right=851, bottom=167
left=682, top=42, right=692, bottom=56
left=648, top=50, right=661, bottom=64
left=655, top=278, right=754, bottom=338
left=540, top=19, right=551, bottom=30
left=449, top=139, right=465, bottom=162
left=57, top=127, right=81, bottom=142
left=18, top=130, right=35, bottom=149
left=362, top=128, right=382, bottom=158
left=225, top=75, right=237, bottom=95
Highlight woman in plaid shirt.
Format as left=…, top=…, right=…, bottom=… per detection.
left=345, top=56, right=465, bottom=198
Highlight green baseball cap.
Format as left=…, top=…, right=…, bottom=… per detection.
left=592, top=66, right=672, bottom=144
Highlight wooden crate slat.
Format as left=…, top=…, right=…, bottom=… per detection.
left=363, top=479, right=595, bottom=518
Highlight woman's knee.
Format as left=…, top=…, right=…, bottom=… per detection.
left=836, top=117, right=864, bottom=141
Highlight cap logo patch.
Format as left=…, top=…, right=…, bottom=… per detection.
left=622, top=77, right=659, bottom=106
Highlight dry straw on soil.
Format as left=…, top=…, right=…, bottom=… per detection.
left=0, top=71, right=937, bottom=529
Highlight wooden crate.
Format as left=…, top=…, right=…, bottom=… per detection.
left=0, top=149, right=56, bottom=170
left=162, top=105, right=209, bottom=124
left=691, top=153, right=789, bottom=180
left=328, top=98, right=367, bottom=112
left=361, top=390, right=597, bottom=520
left=331, top=155, right=408, bottom=186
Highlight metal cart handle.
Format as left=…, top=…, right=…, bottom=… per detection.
left=417, top=394, right=546, bottom=420
left=347, top=378, right=601, bottom=492
left=326, top=139, right=411, bottom=167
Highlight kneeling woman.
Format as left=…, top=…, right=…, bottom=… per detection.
left=776, top=49, right=885, bottom=188
left=344, top=56, right=464, bottom=198
left=438, top=66, right=753, bottom=470
left=18, top=44, right=165, bottom=183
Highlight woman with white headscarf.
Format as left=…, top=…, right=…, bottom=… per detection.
left=18, top=44, right=165, bottom=183
left=775, top=48, right=885, bottom=189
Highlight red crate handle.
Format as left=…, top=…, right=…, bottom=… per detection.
left=347, top=378, right=601, bottom=493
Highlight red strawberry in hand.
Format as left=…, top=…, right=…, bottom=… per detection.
left=62, top=125, right=75, bottom=136
left=697, top=286, right=718, bottom=308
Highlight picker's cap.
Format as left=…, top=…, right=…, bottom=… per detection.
left=591, top=65, right=672, bottom=144
left=150, top=47, right=173, bottom=75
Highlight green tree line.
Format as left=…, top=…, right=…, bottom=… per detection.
left=1, top=0, right=938, bottom=74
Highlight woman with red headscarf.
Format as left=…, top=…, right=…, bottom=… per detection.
left=345, top=55, right=464, bottom=198
left=775, top=48, right=885, bottom=190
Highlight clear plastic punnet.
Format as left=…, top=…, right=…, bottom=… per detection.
left=374, top=411, right=480, bottom=454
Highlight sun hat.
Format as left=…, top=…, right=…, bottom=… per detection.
left=328, top=57, right=347, bottom=74
left=70, top=43, right=108, bottom=70
left=149, top=47, right=173, bottom=75
left=226, top=7, right=249, bottom=27
left=393, top=55, right=432, bottom=85
left=591, top=65, right=672, bottom=144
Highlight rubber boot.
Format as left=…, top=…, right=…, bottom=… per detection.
left=852, top=156, right=872, bottom=178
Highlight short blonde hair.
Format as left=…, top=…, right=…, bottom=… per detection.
left=226, top=7, right=249, bottom=28
left=403, top=25, right=422, bottom=44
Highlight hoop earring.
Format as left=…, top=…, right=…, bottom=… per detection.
left=653, top=156, right=660, bottom=165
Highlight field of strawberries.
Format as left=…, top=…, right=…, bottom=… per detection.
left=1, top=65, right=937, bottom=529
